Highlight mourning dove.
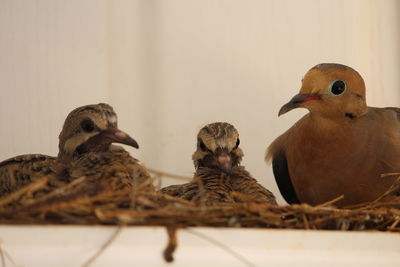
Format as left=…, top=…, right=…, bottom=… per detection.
left=161, top=122, right=276, bottom=205
left=267, top=63, right=400, bottom=206
left=0, top=103, right=152, bottom=196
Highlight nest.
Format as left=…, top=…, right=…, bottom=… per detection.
left=0, top=170, right=399, bottom=232
left=0, top=171, right=399, bottom=264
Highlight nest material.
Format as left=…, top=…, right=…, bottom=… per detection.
left=0, top=171, right=399, bottom=233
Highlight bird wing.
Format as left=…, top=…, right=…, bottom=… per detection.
left=0, top=154, right=57, bottom=196
left=271, top=149, right=300, bottom=204
left=160, top=182, right=211, bottom=204
left=159, top=183, right=189, bottom=197
left=70, top=151, right=154, bottom=192
left=266, top=131, right=301, bottom=205
left=160, top=168, right=235, bottom=205
left=230, top=167, right=277, bottom=204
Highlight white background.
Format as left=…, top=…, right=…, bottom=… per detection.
left=0, top=0, right=399, bottom=204
left=0, top=226, right=399, bottom=267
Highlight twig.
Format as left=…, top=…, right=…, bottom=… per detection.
left=0, top=244, right=5, bottom=267
left=0, top=177, right=49, bottom=208
left=81, top=226, right=122, bottom=267
left=31, top=176, right=88, bottom=204
left=163, top=227, right=178, bottom=262
left=186, top=228, right=256, bottom=267
left=161, top=194, right=197, bottom=207
left=0, top=168, right=399, bottom=232
left=0, top=245, right=17, bottom=267
left=148, top=169, right=192, bottom=181
left=316, top=195, right=344, bottom=208
left=153, top=174, right=162, bottom=191
left=302, top=214, right=310, bottom=229
left=349, top=176, right=400, bottom=208
left=389, top=218, right=400, bottom=230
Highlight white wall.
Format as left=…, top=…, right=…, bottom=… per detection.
left=0, top=0, right=399, bottom=204
left=0, top=0, right=110, bottom=155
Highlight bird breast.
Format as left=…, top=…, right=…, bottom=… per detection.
left=285, top=112, right=399, bottom=205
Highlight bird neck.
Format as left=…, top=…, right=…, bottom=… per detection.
left=57, top=143, right=114, bottom=164
left=300, top=112, right=354, bottom=138
left=56, top=150, right=72, bottom=164
left=194, top=165, right=245, bottom=177
left=309, top=110, right=354, bottom=126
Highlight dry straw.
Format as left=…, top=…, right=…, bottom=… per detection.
left=0, top=170, right=398, bottom=233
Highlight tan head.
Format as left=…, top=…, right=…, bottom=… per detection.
left=192, top=122, right=244, bottom=173
left=279, top=63, right=367, bottom=119
left=57, top=103, right=138, bottom=163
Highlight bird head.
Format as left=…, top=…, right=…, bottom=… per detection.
left=192, top=122, right=244, bottom=173
left=279, top=63, right=367, bottom=119
left=57, top=103, right=138, bottom=163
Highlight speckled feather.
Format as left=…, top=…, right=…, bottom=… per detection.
left=69, top=150, right=153, bottom=193
left=0, top=103, right=153, bottom=198
left=161, top=122, right=277, bottom=205
left=0, top=154, right=64, bottom=196
left=161, top=168, right=235, bottom=205
left=161, top=166, right=276, bottom=205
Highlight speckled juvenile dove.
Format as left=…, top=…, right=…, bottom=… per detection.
left=0, top=154, right=58, bottom=196
left=57, top=103, right=153, bottom=193
left=161, top=122, right=276, bottom=205
left=267, top=63, right=400, bottom=206
left=0, top=103, right=152, bottom=196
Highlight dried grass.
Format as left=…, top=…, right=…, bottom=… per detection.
left=0, top=171, right=399, bottom=233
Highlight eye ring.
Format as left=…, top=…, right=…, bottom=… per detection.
left=329, top=80, right=346, bottom=95
left=80, top=118, right=95, bottom=133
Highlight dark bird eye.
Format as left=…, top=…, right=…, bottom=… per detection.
left=199, top=140, right=209, bottom=152
left=235, top=138, right=240, bottom=148
left=330, top=80, right=346, bottom=95
left=80, top=118, right=95, bottom=133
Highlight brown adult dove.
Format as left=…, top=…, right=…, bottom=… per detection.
left=267, top=63, right=400, bottom=206
left=0, top=103, right=152, bottom=196
left=161, top=122, right=276, bottom=205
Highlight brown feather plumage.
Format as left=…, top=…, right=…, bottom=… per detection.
left=0, top=103, right=153, bottom=199
left=267, top=63, right=400, bottom=206
left=161, top=122, right=277, bottom=205
left=69, top=150, right=153, bottom=193
left=0, top=154, right=60, bottom=196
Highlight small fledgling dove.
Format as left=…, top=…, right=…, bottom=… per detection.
left=267, top=63, right=400, bottom=206
left=161, top=122, right=276, bottom=205
left=57, top=103, right=153, bottom=193
left=0, top=103, right=152, bottom=196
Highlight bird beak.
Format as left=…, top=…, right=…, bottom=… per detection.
left=99, top=128, right=139, bottom=149
left=278, top=93, right=321, bottom=116
left=217, top=149, right=232, bottom=173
